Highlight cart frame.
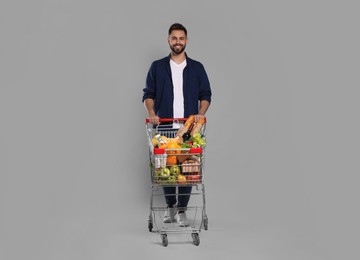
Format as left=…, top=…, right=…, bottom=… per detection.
left=145, top=118, right=209, bottom=246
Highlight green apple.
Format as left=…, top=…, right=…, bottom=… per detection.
left=170, top=165, right=181, bottom=177
left=166, top=175, right=177, bottom=185
left=160, top=167, right=171, bottom=177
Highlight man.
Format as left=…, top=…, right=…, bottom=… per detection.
left=142, top=23, right=212, bottom=226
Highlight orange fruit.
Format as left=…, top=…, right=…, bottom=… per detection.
left=166, top=142, right=181, bottom=154
left=167, top=155, right=177, bottom=165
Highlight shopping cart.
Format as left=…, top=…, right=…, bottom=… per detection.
left=145, top=118, right=208, bottom=247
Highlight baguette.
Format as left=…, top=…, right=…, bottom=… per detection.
left=175, top=125, right=188, bottom=139
left=175, top=115, right=195, bottom=137
left=190, top=117, right=205, bottom=136
left=184, top=115, right=195, bottom=127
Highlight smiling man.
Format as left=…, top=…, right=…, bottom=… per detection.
left=168, top=28, right=187, bottom=55
left=142, top=23, right=212, bottom=226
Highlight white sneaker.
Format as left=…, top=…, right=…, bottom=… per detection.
left=163, top=207, right=176, bottom=223
left=176, top=212, right=189, bottom=227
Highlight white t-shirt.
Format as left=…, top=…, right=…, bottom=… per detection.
left=170, top=59, right=187, bottom=128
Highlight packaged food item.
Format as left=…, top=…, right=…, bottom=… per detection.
left=154, top=134, right=167, bottom=148
left=154, top=153, right=167, bottom=168
left=181, top=158, right=200, bottom=174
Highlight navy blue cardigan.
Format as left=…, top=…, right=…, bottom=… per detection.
left=142, top=54, right=212, bottom=118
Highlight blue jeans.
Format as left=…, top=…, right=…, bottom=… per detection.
left=163, top=186, right=192, bottom=209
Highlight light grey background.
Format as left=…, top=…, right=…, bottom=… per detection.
left=1, top=0, right=359, bottom=259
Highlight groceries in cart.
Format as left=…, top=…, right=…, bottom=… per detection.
left=151, top=115, right=206, bottom=148
left=153, top=154, right=201, bottom=185
left=146, top=116, right=209, bottom=246
left=149, top=116, right=206, bottom=186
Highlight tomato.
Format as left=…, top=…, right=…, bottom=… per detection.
left=186, top=174, right=201, bottom=183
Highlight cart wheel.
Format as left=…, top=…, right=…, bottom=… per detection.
left=148, top=221, right=153, bottom=232
left=161, top=234, right=168, bottom=247
left=191, top=233, right=200, bottom=246
left=203, top=217, right=208, bottom=230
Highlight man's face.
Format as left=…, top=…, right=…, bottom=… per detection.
left=168, top=30, right=188, bottom=55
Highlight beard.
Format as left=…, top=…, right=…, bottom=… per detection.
left=170, top=44, right=186, bottom=55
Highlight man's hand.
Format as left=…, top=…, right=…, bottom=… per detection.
left=195, top=114, right=205, bottom=123
left=144, top=99, right=160, bottom=124
left=148, top=115, right=160, bottom=125
left=196, top=100, right=210, bottom=122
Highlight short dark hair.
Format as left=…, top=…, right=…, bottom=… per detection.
left=168, top=23, right=187, bottom=36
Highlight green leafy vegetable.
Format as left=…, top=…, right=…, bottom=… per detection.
left=190, top=133, right=206, bottom=148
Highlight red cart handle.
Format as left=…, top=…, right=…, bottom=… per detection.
left=145, top=117, right=206, bottom=124
left=145, top=118, right=187, bottom=124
